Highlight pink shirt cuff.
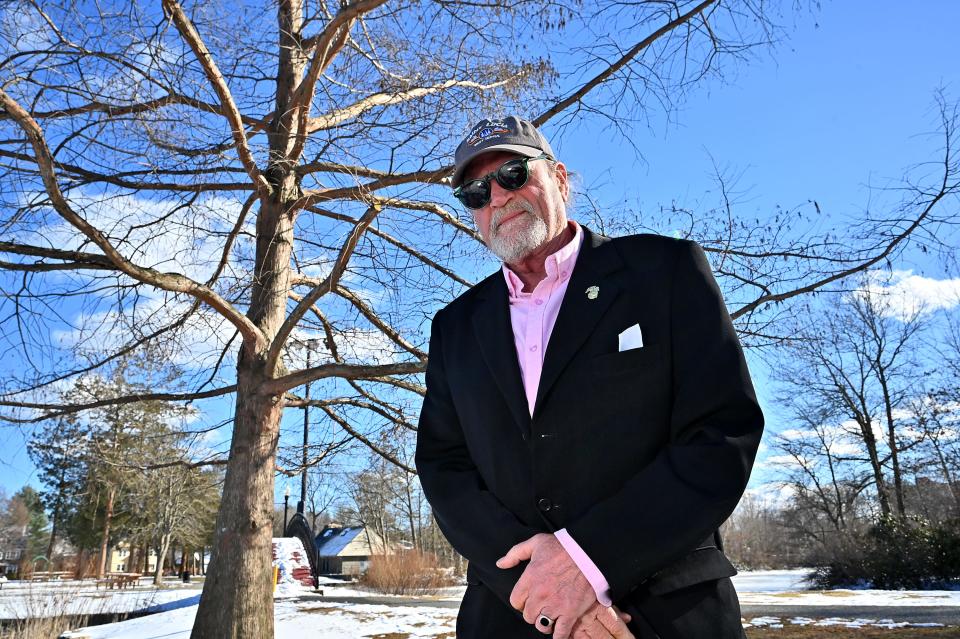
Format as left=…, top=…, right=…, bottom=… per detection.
left=554, top=528, right=613, bottom=606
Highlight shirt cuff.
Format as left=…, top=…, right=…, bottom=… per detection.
left=554, top=528, right=613, bottom=606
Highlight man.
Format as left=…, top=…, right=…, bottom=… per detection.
left=415, top=116, right=764, bottom=639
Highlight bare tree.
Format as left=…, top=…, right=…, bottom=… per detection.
left=1, top=1, right=958, bottom=635
left=771, top=277, right=930, bottom=520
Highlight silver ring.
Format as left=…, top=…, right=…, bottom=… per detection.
left=537, top=613, right=555, bottom=630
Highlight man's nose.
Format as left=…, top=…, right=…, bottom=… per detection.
left=488, top=179, right=511, bottom=208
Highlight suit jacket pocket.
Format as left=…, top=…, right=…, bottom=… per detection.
left=591, top=343, right=662, bottom=378
left=642, top=547, right=737, bottom=596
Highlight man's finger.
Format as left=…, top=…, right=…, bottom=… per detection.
left=550, top=615, right=575, bottom=639
left=612, top=605, right=631, bottom=624
left=496, top=537, right=535, bottom=568
left=596, top=606, right=635, bottom=639
left=509, top=572, right=530, bottom=611
left=521, top=598, right=540, bottom=624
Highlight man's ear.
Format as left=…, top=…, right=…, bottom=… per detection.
left=553, top=162, right=570, bottom=202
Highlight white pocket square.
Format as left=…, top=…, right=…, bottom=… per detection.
left=618, top=324, right=644, bottom=352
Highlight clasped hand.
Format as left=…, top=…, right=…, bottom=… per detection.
left=496, top=533, right=635, bottom=638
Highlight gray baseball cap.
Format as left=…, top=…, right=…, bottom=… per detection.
left=451, top=116, right=555, bottom=187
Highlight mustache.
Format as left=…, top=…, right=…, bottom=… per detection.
left=490, top=200, right=535, bottom=233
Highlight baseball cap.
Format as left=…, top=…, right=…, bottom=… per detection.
left=451, top=116, right=555, bottom=187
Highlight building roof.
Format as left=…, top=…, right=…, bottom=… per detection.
left=314, top=526, right=365, bottom=557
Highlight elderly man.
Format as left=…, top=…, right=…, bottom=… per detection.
left=415, top=116, right=763, bottom=639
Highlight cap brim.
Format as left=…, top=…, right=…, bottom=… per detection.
left=451, top=144, right=547, bottom=187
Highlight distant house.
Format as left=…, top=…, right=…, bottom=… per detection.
left=0, top=524, right=27, bottom=576
left=314, top=525, right=391, bottom=576
left=107, top=543, right=158, bottom=573
left=0, top=545, right=24, bottom=577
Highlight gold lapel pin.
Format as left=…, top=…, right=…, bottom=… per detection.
left=585, top=285, right=599, bottom=300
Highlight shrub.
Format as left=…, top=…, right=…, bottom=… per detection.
left=811, top=516, right=960, bottom=589
left=360, top=550, right=457, bottom=596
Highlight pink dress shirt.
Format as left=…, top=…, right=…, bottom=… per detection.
left=502, top=220, right=613, bottom=607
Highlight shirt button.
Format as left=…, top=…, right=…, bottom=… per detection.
left=530, top=345, right=537, bottom=352
left=537, top=498, right=553, bottom=512
left=535, top=299, right=544, bottom=306
left=561, top=271, right=568, bottom=279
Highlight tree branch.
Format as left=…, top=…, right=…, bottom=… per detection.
left=161, top=0, right=272, bottom=197
left=0, top=93, right=268, bottom=131
left=307, top=77, right=520, bottom=134
left=266, top=204, right=382, bottom=373
left=302, top=205, right=473, bottom=286
left=0, top=385, right=237, bottom=423
left=0, top=90, right=268, bottom=352
left=318, top=404, right=415, bottom=474
left=533, top=0, right=718, bottom=126
left=265, top=361, right=425, bottom=394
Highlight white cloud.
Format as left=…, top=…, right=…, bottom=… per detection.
left=51, top=294, right=240, bottom=372
left=778, top=428, right=813, bottom=441
left=18, top=190, right=255, bottom=303
left=741, top=482, right=796, bottom=508
left=855, top=269, right=960, bottom=320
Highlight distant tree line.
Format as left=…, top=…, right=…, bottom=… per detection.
left=16, top=353, right=222, bottom=583
left=723, top=272, right=960, bottom=588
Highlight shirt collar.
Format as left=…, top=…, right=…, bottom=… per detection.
left=502, top=220, right=583, bottom=298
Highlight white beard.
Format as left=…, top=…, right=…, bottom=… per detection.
left=487, top=202, right=548, bottom=264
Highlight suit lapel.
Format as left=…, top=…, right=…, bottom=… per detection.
left=471, top=275, right=531, bottom=436
left=534, top=229, right=625, bottom=416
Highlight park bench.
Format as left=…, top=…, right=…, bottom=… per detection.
left=96, top=572, right=141, bottom=589
left=29, top=571, right=71, bottom=582
left=30, top=570, right=73, bottom=581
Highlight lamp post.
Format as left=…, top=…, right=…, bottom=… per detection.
left=283, top=485, right=290, bottom=532
left=299, top=338, right=320, bottom=515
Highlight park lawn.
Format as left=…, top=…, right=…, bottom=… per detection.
left=746, top=627, right=957, bottom=638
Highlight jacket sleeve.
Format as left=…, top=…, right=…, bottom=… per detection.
left=565, top=239, right=764, bottom=602
left=415, top=308, right=541, bottom=606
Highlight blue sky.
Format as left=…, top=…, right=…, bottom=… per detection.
left=3, top=1, right=960, bottom=500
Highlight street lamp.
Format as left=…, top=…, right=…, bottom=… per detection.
left=283, top=484, right=290, bottom=532
left=299, top=338, right=321, bottom=515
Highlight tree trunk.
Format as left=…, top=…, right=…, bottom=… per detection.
left=856, top=416, right=891, bottom=516
left=191, top=0, right=303, bottom=633
left=877, top=371, right=906, bottom=519
left=154, top=533, right=173, bottom=586
left=74, top=548, right=84, bottom=579
left=97, top=486, right=115, bottom=577
left=190, top=373, right=283, bottom=638
left=46, top=470, right=66, bottom=560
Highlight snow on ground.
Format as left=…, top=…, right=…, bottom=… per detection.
left=0, top=579, right=199, bottom=619
left=733, top=569, right=812, bottom=592
left=745, top=616, right=948, bottom=630
left=11, top=570, right=949, bottom=638
left=731, top=569, right=960, bottom=607
left=59, top=597, right=460, bottom=639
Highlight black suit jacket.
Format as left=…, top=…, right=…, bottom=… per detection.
left=415, top=229, right=764, bottom=638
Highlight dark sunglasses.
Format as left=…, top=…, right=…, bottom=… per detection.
left=454, top=154, right=551, bottom=209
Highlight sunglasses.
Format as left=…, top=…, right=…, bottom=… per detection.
left=454, top=154, right=551, bottom=209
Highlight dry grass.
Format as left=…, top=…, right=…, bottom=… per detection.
left=360, top=551, right=458, bottom=596
left=0, top=583, right=89, bottom=639
left=1, top=615, right=82, bottom=639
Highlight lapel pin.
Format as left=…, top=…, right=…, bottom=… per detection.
left=585, top=285, right=599, bottom=300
